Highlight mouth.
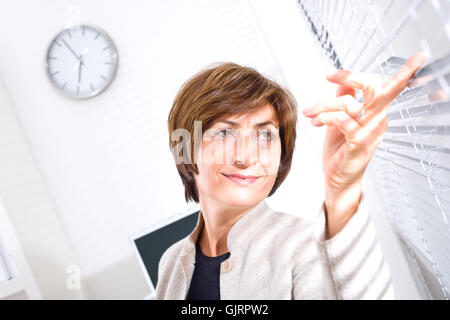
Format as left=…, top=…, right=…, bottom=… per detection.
left=221, top=173, right=261, bottom=185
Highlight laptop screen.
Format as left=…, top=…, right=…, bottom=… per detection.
left=133, top=209, right=200, bottom=290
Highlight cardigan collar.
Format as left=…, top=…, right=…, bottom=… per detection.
left=181, top=199, right=271, bottom=263
left=177, top=199, right=271, bottom=298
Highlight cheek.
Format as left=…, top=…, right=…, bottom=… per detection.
left=195, top=147, right=223, bottom=188
left=194, top=162, right=219, bottom=193
left=259, top=141, right=281, bottom=176
left=201, top=138, right=234, bottom=165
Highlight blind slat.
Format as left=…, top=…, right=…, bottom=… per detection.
left=387, top=101, right=450, bottom=121
left=382, top=138, right=450, bottom=155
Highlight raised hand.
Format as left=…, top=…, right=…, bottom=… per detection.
left=302, top=52, right=428, bottom=238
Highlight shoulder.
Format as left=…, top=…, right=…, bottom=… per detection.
left=159, top=237, right=185, bottom=269
left=155, top=237, right=187, bottom=299
left=265, top=208, right=316, bottom=236
left=252, top=207, right=318, bottom=251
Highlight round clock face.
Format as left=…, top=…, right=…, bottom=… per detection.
left=46, top=25, right=118, bottom=99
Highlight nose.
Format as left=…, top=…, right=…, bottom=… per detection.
left=234, top=130, right=258, bottom=165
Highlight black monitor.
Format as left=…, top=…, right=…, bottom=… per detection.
left=130, top=207, right=200, bottom=293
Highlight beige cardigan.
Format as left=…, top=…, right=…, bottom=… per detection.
left=155, top=194, right=394, bottom=299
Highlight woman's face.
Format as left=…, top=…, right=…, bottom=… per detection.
left=193, top=103, right=282, bottom=208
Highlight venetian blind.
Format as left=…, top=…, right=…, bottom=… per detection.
left=298, top=0, right=450, bottom=299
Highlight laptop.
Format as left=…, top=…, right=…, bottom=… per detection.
left=129, top=206, right=200, bottom=299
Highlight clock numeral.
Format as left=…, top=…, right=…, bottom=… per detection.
left=61, top=82, right=67, bottom=90
left=67, top=29, right=72, bottom=38
left=77, top=86, right=80, bottom=96
left=82, top=26, right=85, bottom=36
left=48, top=56, right=58, bottom=60
left=103, top=45, right=111, bottom=51
left=49, top=71, right=60, bottom=77
left=105, top=61, right=113, bottom=65
left=95, top=32, right=100, bottom=40
left=90, top=84, right=95, bottom=92
left=100, top=75, right=107, bottom=81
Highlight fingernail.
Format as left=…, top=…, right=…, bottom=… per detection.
left=303, top=107, right=314, bottom=115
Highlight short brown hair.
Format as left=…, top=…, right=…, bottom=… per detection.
left=168, top=62, right=298, bottom=203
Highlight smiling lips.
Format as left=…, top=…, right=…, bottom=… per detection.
left=221, top=173, right=261, bottom=185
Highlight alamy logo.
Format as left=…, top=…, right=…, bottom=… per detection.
left=66, top=264, right=81, bottom=290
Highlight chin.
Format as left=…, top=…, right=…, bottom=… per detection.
left=221, top=189, right=265, bottom=208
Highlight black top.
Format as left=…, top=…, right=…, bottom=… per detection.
left=186, top=238, right=230, bottom=300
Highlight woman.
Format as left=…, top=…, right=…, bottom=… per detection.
left=156, top=53, right=427, bottom=299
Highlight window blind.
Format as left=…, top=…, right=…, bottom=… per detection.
left=298, top=0, right=450, bottom=299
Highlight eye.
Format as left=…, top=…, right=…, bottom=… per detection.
left=258, top=129, right=272, bottom=141
left=216, top=128, right=234, bottom=139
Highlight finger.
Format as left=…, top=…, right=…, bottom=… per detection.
left=326, top=70, right=383, bottom=91
left=353, top=110, right=388, bottom=152
left=326, top=70, right=383, bottom=102
left=303, top=95, right=364, bottom=118
left=310, top=111, right=361, bottom=139
left=380, top=51, right=428, bottom=105
left=336, top=85, right=356, bottom=98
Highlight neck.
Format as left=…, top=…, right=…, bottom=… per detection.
left=198, top=198, right=257, bottom=257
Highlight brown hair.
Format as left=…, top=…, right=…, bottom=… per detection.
left=168, top=62, right=298, bottom=203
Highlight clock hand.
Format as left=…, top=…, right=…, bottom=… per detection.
left=78, top=56, right=83, bottom=83
left=79, top=48, right=88, bottom=66
left=61, top=38, right=82, bottom=62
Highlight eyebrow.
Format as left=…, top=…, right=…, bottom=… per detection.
left=217, top=120, right=279, bottom=129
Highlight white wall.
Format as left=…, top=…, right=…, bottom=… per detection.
left=0, top=0, right=421, bottom=299
left=0, top=0, right=289, bottom=299
left=0, top=78, right=89, bottom=299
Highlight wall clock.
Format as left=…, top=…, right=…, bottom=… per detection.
left=45, top=25, right=118, bottom=99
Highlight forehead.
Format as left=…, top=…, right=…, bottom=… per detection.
left=220, top=103, right=279, bottom=127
